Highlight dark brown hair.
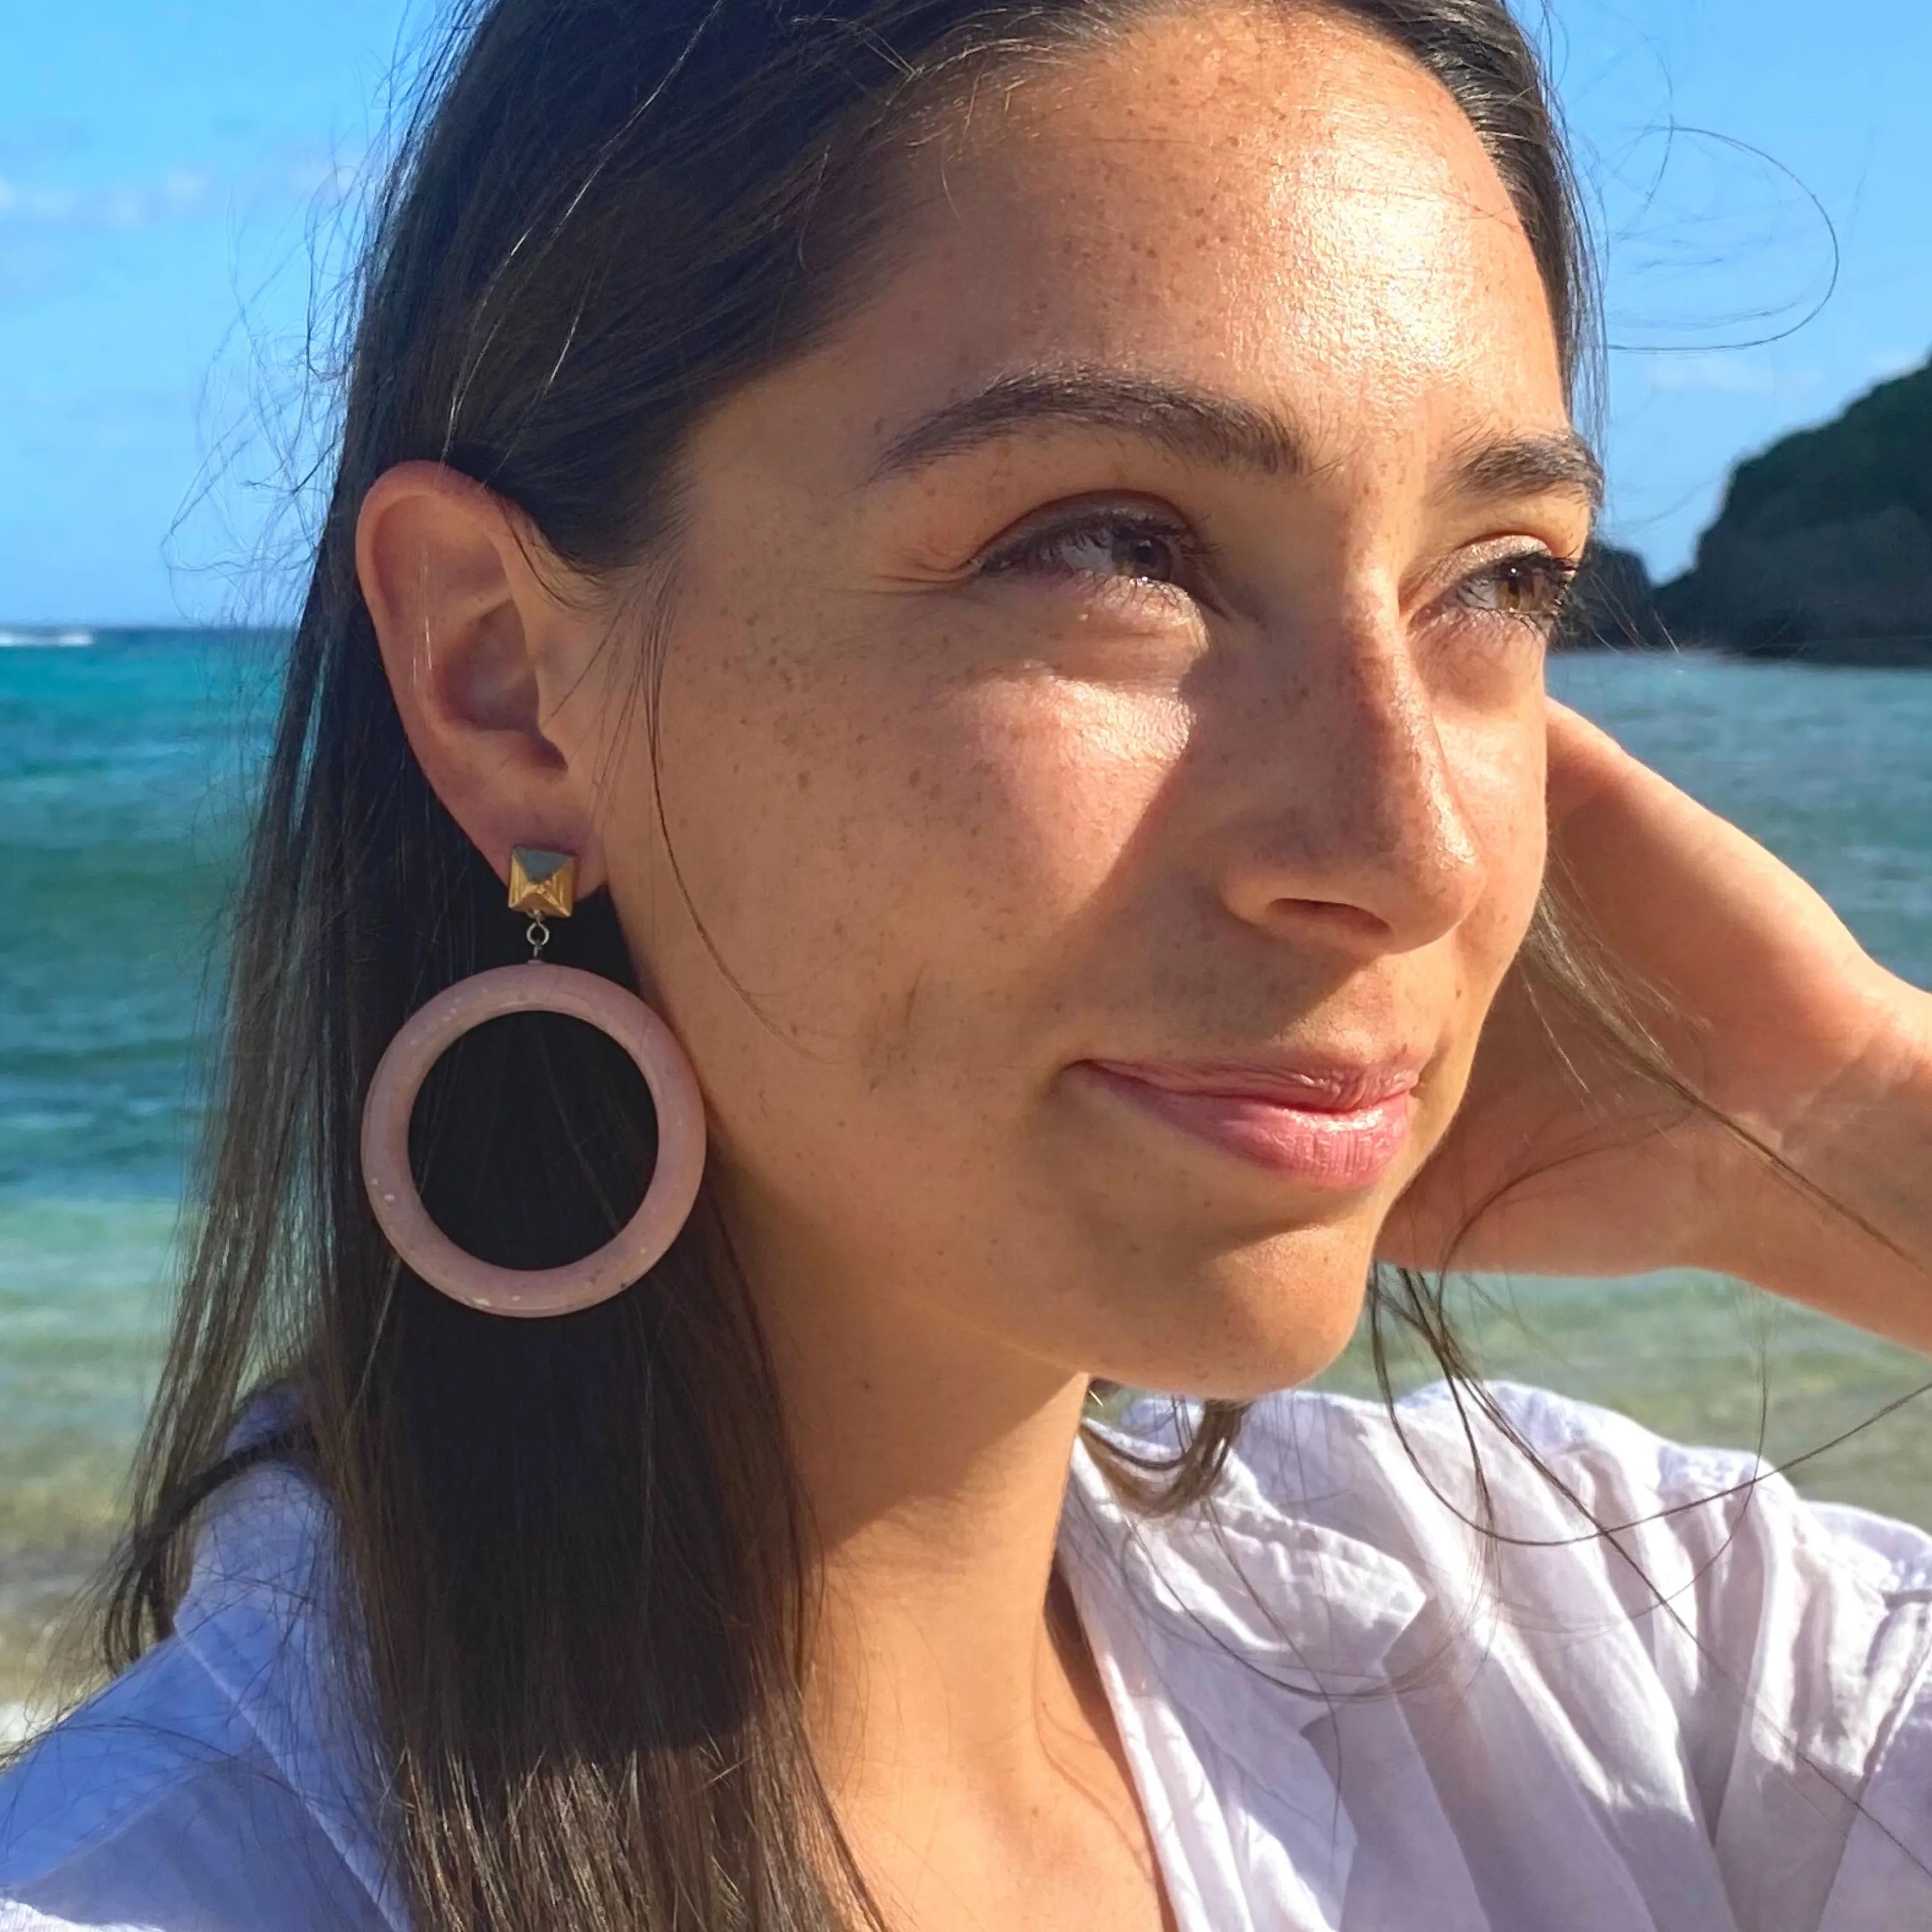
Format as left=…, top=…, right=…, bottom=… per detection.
left=95, top=2, right=1598, bottom=1927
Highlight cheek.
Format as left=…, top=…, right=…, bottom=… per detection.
left=915, top=675, right=1189, bottom=929
left=629, top=611, right=1187, bottom=1096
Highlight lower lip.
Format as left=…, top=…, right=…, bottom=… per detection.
left=1081, top=1066, right=1412, bottom=1189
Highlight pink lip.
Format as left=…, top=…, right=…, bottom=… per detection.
left=1080, top=1057, right=1418, bottom=1189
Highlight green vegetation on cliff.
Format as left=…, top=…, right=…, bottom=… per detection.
left=1718, top=360, right=1932, bottom=534
left=1656, top=358, right=1932, bottom=665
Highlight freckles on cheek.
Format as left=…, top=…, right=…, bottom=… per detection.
left=931, top=679, right=1189, bottom=915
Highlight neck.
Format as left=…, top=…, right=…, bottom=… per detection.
left=743, top=1224, right=1101, bottom=1821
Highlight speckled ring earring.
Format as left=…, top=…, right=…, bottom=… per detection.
left=359, top=848, right=707, bottom=1316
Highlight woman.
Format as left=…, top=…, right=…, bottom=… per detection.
left=4, top=0, right=1930, bottom=1926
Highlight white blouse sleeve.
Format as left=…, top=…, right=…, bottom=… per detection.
left=0, top=1462, right=397, bottom=1932
left=0, top=1638, right=387, bottom=1931
left=1460, top=1384, right=1932, bottom=1931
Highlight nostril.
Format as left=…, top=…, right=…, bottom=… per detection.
left=1267, top=897, right=1393, bottom=944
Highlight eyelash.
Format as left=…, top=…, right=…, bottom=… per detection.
left=980, top=505, right=1579, bottom=638
left=1446, top=548, right=1580, bottom=637
left=979, top=504, right=1210, bottom=602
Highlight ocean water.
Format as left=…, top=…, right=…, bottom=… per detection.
left=1, top=628, right=274, bottom=1722
left=1, top=633, right=1930, bottom=1721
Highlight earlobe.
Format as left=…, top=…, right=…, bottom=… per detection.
left=356, top=461, right=608, bottom=892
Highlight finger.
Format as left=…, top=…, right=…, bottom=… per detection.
left=1546, top=700, right=1742, bottom=871
left=1543, top=698, right=1646, bottom=824
left=1547, top=697, right=1764, bottom=881
left=1543, top=697, right=1863, bottom=996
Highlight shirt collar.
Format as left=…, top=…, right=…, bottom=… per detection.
left=1063, top=1404, right=1427, bottom=1687
left=1058, top=1409, right=1428, bottom=1932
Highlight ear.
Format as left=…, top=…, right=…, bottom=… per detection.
left=356, top=461, right=609, bottom=894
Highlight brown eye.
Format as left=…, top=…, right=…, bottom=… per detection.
left=983, top=508, right=1198, bottom=590
left=1453, top=550, right=1577, bottom=631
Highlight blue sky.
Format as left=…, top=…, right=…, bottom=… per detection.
left=2, top=0, right=1928, bottom=624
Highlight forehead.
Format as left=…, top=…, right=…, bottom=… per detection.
left=841, top=4, right=1566, bottom=435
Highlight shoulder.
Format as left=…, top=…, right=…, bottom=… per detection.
left=1192, top=1380, right=1932, bottom=1699
left=1092, top=1378, right=1932, bottom=1744
left=1190, top=1378, right=1932, bottom=1605
left=0, top=1635, right=364, bottom=1932
left=0, top=1463, right=399, bottom=1932
left=1080, top=1382, right=1932, bottom=1928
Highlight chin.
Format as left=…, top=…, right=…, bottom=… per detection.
left=1078, top=1234, right=1377, bottom=1404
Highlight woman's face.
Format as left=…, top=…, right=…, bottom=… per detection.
left=588, top=3, right=1593, bottom=1398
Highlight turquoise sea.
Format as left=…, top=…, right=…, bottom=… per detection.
left=2, top=632, right=1931, bottom=1725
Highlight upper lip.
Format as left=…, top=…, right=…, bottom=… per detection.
left=1083, top=1056, right=1423, bottom=1113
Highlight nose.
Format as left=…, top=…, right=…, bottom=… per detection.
left=1203, top=601, right=1488, bottom=958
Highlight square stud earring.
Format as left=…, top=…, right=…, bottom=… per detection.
left=508, top=848, right=578, bottom=959
left=508, top=846, right=578, bottom=920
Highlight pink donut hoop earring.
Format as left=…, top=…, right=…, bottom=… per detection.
left=359, top=848, right=707, bottom=1317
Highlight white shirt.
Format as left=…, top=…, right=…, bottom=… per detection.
left=4, top=1382, right=1930, bottom=1931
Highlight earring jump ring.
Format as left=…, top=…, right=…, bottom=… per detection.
left=360, top=963, right=707, bottom=1317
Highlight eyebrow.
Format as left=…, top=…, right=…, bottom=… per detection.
left=869, top=365, right=1603, bottom=510
left=1447, top=429, right=1604, bottom=511
left=872, top=368, right=1302, bottom=480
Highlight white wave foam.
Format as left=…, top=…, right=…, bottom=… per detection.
left=0, top=627, right=95, bottom=648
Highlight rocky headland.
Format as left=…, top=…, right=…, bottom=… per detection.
left=1558, top=356, right=1932, bottom=665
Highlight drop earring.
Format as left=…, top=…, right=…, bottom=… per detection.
left=359, top=848, right=707, bottom=1316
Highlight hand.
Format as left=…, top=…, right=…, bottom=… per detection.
left=1383, top=700, right=1932, bottom=1349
